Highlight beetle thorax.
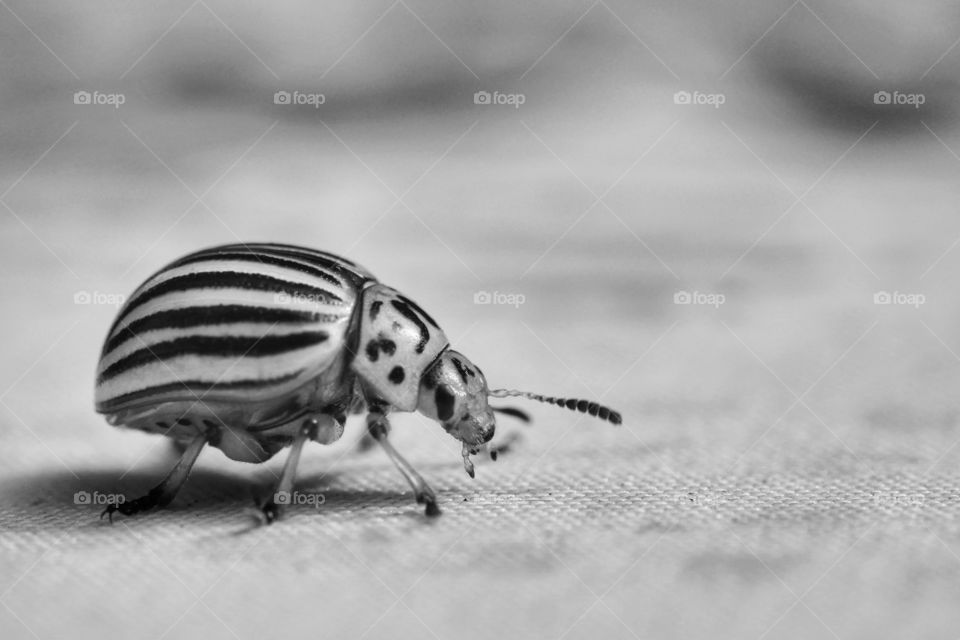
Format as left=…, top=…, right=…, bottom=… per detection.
left=350, top=284, right=449, bottom=411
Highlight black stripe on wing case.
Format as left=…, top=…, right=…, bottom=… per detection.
left=97, top=331, right=330, bottom=383
left=104, top=244, right=374, bottom=339
left=103, top=305, right=341, bottom=356
left=97, top=370, right=306, bottom=411
left=166, top=251, right=344, bottom=288
left=248, top=243, right=363, bottom=268
left=119, top=271, right=344, bottom=321
left=242, top=244, right=374, bottom=286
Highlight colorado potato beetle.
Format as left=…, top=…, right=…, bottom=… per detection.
left=95, top=243, right=621, bottom=522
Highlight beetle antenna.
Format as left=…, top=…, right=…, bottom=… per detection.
left=488, top=389, right=622, bottom=425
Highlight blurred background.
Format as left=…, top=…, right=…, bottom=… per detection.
left=3, top=1, right=960, bottom=638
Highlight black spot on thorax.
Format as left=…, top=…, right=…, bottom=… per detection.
left=390, top=299, right=430, bottom=353
left=450, top=357, right=474, bottom=384
left=397, top=294, right=439, bottom=328
left=365, top=336, right=397, bottom=362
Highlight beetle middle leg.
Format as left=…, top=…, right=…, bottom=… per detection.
left=101, top=434, right=207, bottom=522
left=258, top=415, right=342, bottom=524
left=367, top=411, right=441, bottom=517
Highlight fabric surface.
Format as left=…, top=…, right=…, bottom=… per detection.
left=3, top=3, right=960, bottom=639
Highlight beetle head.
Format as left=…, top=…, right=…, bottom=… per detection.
left=418, top=350, right=495, bottom=452
left=418, top=350, right=625, bottom=479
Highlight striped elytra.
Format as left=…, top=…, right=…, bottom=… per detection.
left=94, top=242, right=624, bottom=522
left=95, top=243, right=377, bottom=415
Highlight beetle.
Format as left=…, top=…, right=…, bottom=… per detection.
left=95, top=243, right=622, bottom=523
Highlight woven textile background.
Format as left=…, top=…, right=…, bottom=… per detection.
left=3, top=3, right=960, bottom=639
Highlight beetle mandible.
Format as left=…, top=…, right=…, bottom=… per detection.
left=95, top=243, right=622, bottom=522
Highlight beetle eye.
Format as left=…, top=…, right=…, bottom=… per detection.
left=434, top=385, right=456, bottom=422
left=480, top=423, right=495, bottom=443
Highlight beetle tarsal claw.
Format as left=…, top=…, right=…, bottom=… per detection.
left=243, top=506, right=270, bottom=527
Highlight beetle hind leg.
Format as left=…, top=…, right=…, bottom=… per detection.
left=367, top=412, right=441, bottom=517
left=355, top=431, right=377, bottom=454
left=101, top=434, right=207, bottom=522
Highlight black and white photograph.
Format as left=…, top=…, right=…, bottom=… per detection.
left=1, top=2, right=959, bottom=638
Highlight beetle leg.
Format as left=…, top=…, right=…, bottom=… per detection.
left=367, top=412, right=441, bottom=517
left=259, top=421, right=313, bottom=524
left=489, top=432, right=523, bottom=460
left=355, top=431, right=378, bottom=453
left=101, top=434, right=206, bottom=522
left=309, top=413, right=346, bottom=445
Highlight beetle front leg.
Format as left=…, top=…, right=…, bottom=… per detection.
left=101, top=434, right=206, bottom=522
left=367, top=412, right=441, bottom=517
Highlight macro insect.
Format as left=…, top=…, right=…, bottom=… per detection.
left=95, top=243, right=622, bottom=523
